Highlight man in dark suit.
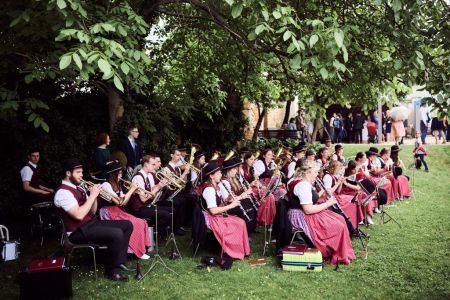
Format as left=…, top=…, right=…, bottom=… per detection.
left=353, top=112, right=365, bottom=144
left=119, top=126, right=142, bottom=169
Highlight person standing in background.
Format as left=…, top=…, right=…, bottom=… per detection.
left=419, top=101, right=430, bottom=144
left=119, top=126, right=142, bottom=170
left=353, top=112, right=365, bottom=144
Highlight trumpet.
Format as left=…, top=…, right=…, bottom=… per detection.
left=119, top=178, right=155, bottom=199
left=155, top=169, right=186, bottom=190
left=80, top=179, right=124, bottom=205
left=210, top=151, right=221, bottom=161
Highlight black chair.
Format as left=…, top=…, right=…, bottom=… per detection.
left=59, top=219, right=107, bottom=280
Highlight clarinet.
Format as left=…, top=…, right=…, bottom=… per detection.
left=239, top=174, right=260, bottom=211
left=220, top=181, right=252, bottom=222
left=315, top=178, right=356, bottom=233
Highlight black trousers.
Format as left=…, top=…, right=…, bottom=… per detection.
left=133, top=206, right=171, bottom=237
left=353, top=129, right=363, bottom=144
left=416, top=154, right=429, bottom=171
left=228, top=198, right=257, bottom=236
left=69, top=219, right=132, bottom=275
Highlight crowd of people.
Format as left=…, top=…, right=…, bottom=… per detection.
left=284, top=103, right=449, bottom=145
left=18, top=125, right=422, bottom=281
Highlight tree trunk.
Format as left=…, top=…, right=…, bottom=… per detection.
left=282, top=99, right=292, bottom=125
left=252, top=105, right=266, bottom=141
left=311, top=118, right=321, bottom=143
left=107, top=84, right=124, bottom=133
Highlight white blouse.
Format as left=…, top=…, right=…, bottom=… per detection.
left=293, top=181, right=313, bottom=205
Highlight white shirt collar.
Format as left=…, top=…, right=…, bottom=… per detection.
left=139, top=169, right=148, bottom=179
left=28, top=161, right=37, bottom=168
left=61, top=180, right=77, bottom=188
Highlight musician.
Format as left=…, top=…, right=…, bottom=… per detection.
left=198, top=162, right=250, bottom=259
left=20, top=149, right=54, bottom=204
left=341, top=160, right=375, bottom=225
left=129, top=155, right=172, bottom=238
left=174, top=144, right=187, bottom=168
left=305, top=149, right=315, bottom=161
left=161, top=147, right=190, bottom=234
left=322, top=160, right=360, bottom=230
left=287, top=145, right=307, bottom=180
left=287, top=160, right=355, bottom=265
left=315, top=147, right=329, bottom=169
left=241, top=152, right=256, bottom=182
left=355, top=152, right=381, bottom=214
left=331, top=144, right=345, bottom=163
left=190, top=150, right=206, bottom=186
left=118, top=126, right=142, bottom=169
left=220, top=158, right=257, bottom=234
left=366, top=147, right=396, bottom=205
left=253, top=148, right=287, bottom=201
left=54, top=158, right=133, bottom=282
left=385, top=147, right=411, bottom=200
left=93, top=133, right=111, bottom=178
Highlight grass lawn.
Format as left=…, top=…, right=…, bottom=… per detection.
left=1, top=144, right=449, bottom=299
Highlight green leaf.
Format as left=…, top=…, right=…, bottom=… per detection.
left=289, top=54, right=302, bottom=69
left=392, top=0, right=402, bottom=12
left=255, top=24, right=265, bottom=35
left=231, top=4, right=243, bottom=18
left=120, top=62, right=130, bottom=75
left=283, top=31, right=292, bottom=41
left=262, top=10, right=269, bottom=21
left=113, top=75, right=124, bottom=92
left=57, top=0, right=67, bottom=10
left=394, top=59, right=402, bottom=70
left=98, top=58, right=112, bottom=77
left=24, top=74, right=34, bottom=84
left=28, top=113, right=36, bottom=122
left=342, top=45, right=348, bottom=62
left=101, top=23, right=115, bottom=32
left=309, top=35, right=319, bottom=48
left=273, top=11, right=281, bottom=19
left=334, top=30, right=344, bottom=48
left=292, top=37, right=300, bottom=51
left=133, top=51, right=141, bottom=61
left=87, top=53, right=99, bottom=64
left=59, top=55, right=72, bottom=70
left=415, top=50, right=423, bottom=59
left=72, top=53, right=82, bottom=70
left=117, top=25, right=127, bottom=36
left=320, top=68, right=328, bottom=79
left=248, top=31, right=257, bottom=41
left=225, top=0, right=234, bottom=6
left=10, top=16, right=21, bottom=27
left=41, top=121, right=49, bottom=133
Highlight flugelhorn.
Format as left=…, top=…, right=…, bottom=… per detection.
left=224, top=149, right=236, bottom=161
left=155, top=169, right=186, bottom=190
left=80, top=179, right=124, bottom=205
left=119, top=178, right=155, bottom=199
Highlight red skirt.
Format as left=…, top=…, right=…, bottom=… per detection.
left=304, top=210, right=356, bottom=265
left=397, top=175, right=411, bottom=197
left=101, top=206, right=150, bottom=258
left=334, top=194, right=358, bottom=228
left=251, top=186, right=277, bottom=226
left=208, top=214, right=250, bottom=260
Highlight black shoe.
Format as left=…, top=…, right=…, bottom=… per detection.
left=425, top=169, right=429, bottom=172
left=105, top=273, right=129, bottom=282
left=119, top=264, right=136, bottom=272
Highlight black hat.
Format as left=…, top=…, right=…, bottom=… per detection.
left=365, top=147, right=379, bottom=156
left=177, top=144, right=187, bottom=151
left=239, top=147, right=250, bottom=154
left=201, top=162, right=221, bottom=182
left=391, top=145, right=401, bottom=153
left=104, top=160, right=122, bottom=174
left=293, top=144, right=307, bottom=154
left=222, top=157, right=243, bottom=170
left=335, top=144, right=344, bottom=152
left=194, top=150, right=205, bottom=159
left=62, top=158, right=83, bottom=172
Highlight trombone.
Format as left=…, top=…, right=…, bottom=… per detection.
left=80, top=179, right=124, bottom=205
left=155, top=169, right=186, bottom=190
left=119, top=178, right=155, bottom=199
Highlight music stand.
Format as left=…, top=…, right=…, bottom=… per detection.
left=164, top=188, right=183, bottom=259
left=376, top=177, right=401, bottom=228
left=139, top=201, right=179, bottom=281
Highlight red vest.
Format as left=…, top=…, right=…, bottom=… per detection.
left=58, top=184, right=95, bottom=232
left=26, top=163, right=40, bottom=189
left=129, top=173, right=150, bottom=212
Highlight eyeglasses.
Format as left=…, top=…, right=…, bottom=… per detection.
left=131, top=130, right=139, bottom=133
